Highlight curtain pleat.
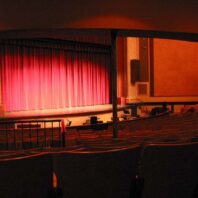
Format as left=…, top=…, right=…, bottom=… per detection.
left=0, top=41, right=110, bottom=112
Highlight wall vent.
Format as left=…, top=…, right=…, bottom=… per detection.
left=137, top=83, right=148, bottom=96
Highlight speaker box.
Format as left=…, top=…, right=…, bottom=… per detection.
left=130, top=59, right=140, bottom=84
left=90, top=116, right=97, bottom=124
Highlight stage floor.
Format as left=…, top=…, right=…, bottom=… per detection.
left=3, top=104, right=126, bottom=120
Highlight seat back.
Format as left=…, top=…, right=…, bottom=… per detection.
left=53, top=146, right=141, bottom=198
left=141, top=142, right=198, bottom=198
left=0, top=152, right=52, bottom=198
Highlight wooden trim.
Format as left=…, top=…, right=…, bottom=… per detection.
left=149, top=38, right=154, bottom=96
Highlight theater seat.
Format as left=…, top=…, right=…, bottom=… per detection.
left=53, top=146, right=141, bottom=198
left=141, top=142, right=198, bottom=198
left=0, top=152, right=52, bottom=198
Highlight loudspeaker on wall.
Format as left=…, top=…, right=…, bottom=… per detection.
left=130, top=59, right=140, bottom=84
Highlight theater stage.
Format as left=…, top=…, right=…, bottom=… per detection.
left=2, top=104, right=127, bottom=123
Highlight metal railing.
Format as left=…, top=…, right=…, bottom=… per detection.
left=0, top=119, right=62, bottom=150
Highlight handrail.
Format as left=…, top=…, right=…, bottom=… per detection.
left=126, top=101, right=198, bottom=115
left=0, top=119, right=62, bottom=150
left=0, top=119, right=62, bottom=124
left=126, top=101, right=198, bottom=106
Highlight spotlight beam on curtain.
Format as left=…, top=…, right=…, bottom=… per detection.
left=0, top=40, right=110, bottom=112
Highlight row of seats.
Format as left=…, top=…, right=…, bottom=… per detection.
left=74, top=112, right=198, bottom=148
left=0, top=142, right=197, bottom=198
left=1, top=112, right=198, bottom=150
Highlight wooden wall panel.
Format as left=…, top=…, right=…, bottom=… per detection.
left=153, top=39, right=198, bottom=96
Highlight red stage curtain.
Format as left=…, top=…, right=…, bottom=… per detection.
left=0, top=40, right=110, bottom=112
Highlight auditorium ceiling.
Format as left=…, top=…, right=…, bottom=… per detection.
left=0, top=0, right=197, bottom=41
